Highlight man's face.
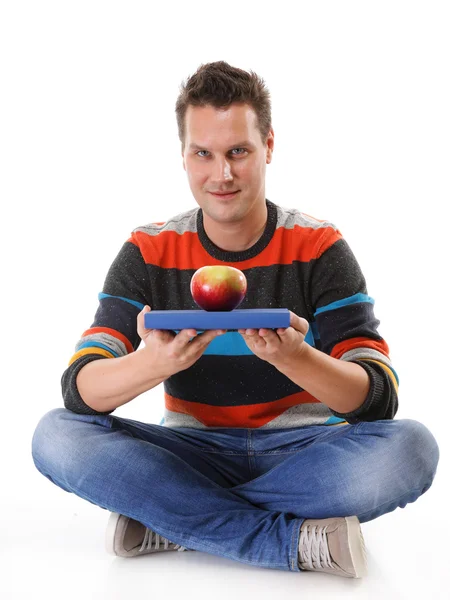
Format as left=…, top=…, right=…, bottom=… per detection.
left=182, top=103, right=274, bottom=225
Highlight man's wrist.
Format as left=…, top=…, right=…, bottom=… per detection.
left=274, top=341, right=310, bottom=374
left=275, top=343, right=370, bottom=414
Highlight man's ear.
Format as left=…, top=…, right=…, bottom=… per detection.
left=266, top=128, right=274, bottom=163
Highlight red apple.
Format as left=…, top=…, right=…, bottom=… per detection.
left=190, top=266, right=247, bottom=311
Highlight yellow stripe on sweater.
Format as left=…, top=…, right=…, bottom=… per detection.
left=68, top=347, right=115, bottom=366
left=360, top=359, right=399, bottom=394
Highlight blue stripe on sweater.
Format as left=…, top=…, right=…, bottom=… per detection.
left=77, top=341, right=120, bottom=357
left=198, top=327, right=316, bottom=356
left=325, top=415, right=347, bottom=425
left=314, top=293, right=374, bottom=316
left=98, top=292, right=144, bottom=310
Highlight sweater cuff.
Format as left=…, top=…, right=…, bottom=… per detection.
left=61, top=355, right=115, bottom=416
left=329, top=360, right=386, bottom=423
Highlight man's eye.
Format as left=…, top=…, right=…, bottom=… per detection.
left=196, top=148, right=247, bottom=158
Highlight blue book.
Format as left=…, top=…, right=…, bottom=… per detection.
left=144, top=308, right=290, bottom=331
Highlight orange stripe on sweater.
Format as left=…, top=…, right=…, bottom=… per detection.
left=331, top=337, right=390, bottom=360
left=128, top=225, right=342, bottom=270
left=164, top=390, right=320, bottom=428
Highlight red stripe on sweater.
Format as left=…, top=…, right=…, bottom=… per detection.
left=164, top=390, right=320, bottom=428
left=128, top=225, right=342, bottom=270
left=331, top=337, right=390, bottom=360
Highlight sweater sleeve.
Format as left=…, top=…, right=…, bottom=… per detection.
left=308, top=227, right=399, bottom=424
left=61, top=232, right=152, bottom=415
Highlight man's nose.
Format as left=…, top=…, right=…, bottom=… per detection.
left=211, top=158, right=233, bottom=182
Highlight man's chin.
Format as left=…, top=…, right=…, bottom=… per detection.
left=196, top=193, right=249, bottom=220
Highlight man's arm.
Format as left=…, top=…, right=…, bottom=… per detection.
left=62, top=233, right=153, bottom=415
left=74, top=347, right=166, bottom=414
left=276, top=343, right=371, bottom=414
left=300, top=227, right=399, bottom=424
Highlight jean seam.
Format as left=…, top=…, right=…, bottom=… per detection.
left=231, top=423, right=361, bottom=490
left=199, top=425, right=359, bottom=456
left=289, top=518, right=303, bottom=571
left=199, top=449, right=305, bottom=456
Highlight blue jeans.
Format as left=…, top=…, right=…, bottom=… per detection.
left=31, top=408, right=439, bottom=572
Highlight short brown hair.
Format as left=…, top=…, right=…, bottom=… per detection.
left=175, top=61, right=272, bottom=152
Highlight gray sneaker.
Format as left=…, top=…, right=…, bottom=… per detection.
left=298, top=516, right=367, bottom=578
left=105, top=512, right=192, bottom=557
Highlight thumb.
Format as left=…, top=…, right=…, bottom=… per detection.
left=287, top=312, right=309, bottom=335
left=138, top=305, right=151, bottom=326
left=138, top=305, right=154, bottom=338
left=297, top=316, right=309, bottom=333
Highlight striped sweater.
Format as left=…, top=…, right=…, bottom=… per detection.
left=62, top=199, right=399, bottom=429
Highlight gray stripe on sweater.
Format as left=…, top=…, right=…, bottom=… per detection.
left=132, top=204, right=338, bottom=237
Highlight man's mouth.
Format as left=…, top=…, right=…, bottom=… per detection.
left=209, top=190, right=240, bottom=199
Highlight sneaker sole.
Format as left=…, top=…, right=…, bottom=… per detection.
left=345, top=516, right=368, bottom=578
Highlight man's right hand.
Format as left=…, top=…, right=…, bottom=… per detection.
left=137, top=305, right=226, bottom=379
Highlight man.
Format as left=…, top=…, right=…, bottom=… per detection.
left=31, top=61, right=439, bottom=578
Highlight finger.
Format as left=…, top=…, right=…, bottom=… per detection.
left=138, top=305, right=151, bottom=320
left=172, top=328, right=198, bottom=349
left=177, top=327, right=223, bottom=349
left=259, top=328, right=274, bottom=336
left=187, top=329, right=224, bottom=355
left=197, top=329, right=226, bottom=344
left=259, top=328, right=279, bottom=341
left=137, top=305, right=152, bottom=335
left=153, top=328, right=175, bottom=341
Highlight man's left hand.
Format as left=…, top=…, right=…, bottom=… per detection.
left=238, top=311, right=309, bottom=370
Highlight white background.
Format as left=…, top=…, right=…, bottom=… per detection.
left=1, top=1, right=449, bottom=598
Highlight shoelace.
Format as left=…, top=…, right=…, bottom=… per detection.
left=139, top=528, right=188, bottom=552
left=298, top=523, right=334, bottom=570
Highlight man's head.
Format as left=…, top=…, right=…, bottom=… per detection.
left=176, top=61, right=274, bottom=228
